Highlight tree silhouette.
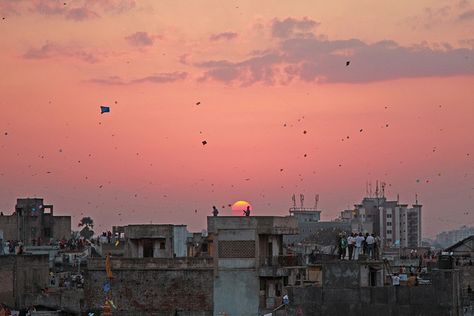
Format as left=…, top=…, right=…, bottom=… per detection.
left=78, top=216, right=94, bottom=228
left=78, top=216, right=94, bottom=239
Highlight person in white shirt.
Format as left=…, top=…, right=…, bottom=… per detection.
left=392, top=274, right=400, bottom=286
left=366, top=234, right=375, bottom=259
left=354, top=233, right=365, bottom=260
left=347, top=233, right=355, bottom=260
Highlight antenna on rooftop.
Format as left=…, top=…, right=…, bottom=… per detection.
left=375, top=180, right=379, bottom=198
left=381, top=182, right=386, bottom=198
left=415, top=194, right=418, bottom=205
left=291, top=194, right=296, bottom=208
left=314, top=194, right=319, bottom=210
left=369, top=182, right=373, bottom=198
left=300, top=194, right=305, bottom=208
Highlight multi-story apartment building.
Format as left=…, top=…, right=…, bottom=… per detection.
left=340, top=194, right=422, bottom=248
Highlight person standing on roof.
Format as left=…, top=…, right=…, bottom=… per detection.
left=354, top=233, right=365, bottom=260
left=212, top=206, right=219, bottom=216
left=243, top=206, right=251, bottom=216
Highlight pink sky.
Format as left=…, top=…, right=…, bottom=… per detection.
left=1, top=0, right=474, bottom=237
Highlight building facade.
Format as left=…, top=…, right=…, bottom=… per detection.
left=207, top=216, right=301, bottom=316
left=0, top=198, right=71, bottom=246
left=120, top=224, right=188, bottom=258
left=339, top=196, right=422, bottom=248
left=436, top=226, right=474, bottom=248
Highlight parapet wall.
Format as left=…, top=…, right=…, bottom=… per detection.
left=286, top=269, right=461, bottom=316
left=84, top=257, right=214, bottom=316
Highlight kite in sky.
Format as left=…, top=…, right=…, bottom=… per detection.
left=100, top=106, right=110, bottom=114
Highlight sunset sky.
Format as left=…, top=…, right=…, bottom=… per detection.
left=1, top=0, right=473, bottom=237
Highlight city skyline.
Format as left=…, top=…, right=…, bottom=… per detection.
left=1, top=0, right=474, bottom=237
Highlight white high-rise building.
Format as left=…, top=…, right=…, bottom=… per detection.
left=340, top=194, right=422, bottom=248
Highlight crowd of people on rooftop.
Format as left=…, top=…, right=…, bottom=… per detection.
left=337, top=232, right=381, bottom=260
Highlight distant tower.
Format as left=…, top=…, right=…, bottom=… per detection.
left=314, top=194, right=319, bottom=210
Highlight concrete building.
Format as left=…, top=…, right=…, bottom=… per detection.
left=207, top=216, right=301, bottom=316
left=0, top=254, right=50, bottom=309
left=121, top=224, right=188, bottom=258
left=445, top=235, right=474, bottom=258
left=436, top=226, right=474, bottom=248
left=284, top=206, right=320, bottom=244
left=340, top=195, right=422, bottom=248
left=84, top=257, right=213, bottom=315
left=286, top=267, right=462, bottom=316
left=187, top=231, right=212, bottom=258
left=445, top=236, right=474, bottom=293
left=0, top=198, right=71, bottom=246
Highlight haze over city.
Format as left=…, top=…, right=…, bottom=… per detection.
left=1, top=0, right=474, bottom=237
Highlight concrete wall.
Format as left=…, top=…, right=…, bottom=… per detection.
left=24, top=289, right=84, bottom=315
left=284, top=221, right=351, bottom=245
left=0, top=213, right=70, bottom=245
left=174, top=225, right=188, bottom=257
left=460, top=266, right=474, bottom=290
left=0, top=254, right=50, bottom=309
left=51, top=216, right=71, bottom=240
left=0, top=256, right=15, bottom=306
left=124, top=225, right=174, bottom=239
left=286, top=269, right=462, bottom=316
left=84, top=257, right=213, bottom=316
left=207, top=216, right=298, bottom=235
left=213, top=270, right=259, bottom=316
left=0, top=215, right=18, bottom=241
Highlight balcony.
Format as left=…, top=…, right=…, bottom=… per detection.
left=259, top=255, right=304, bottom=277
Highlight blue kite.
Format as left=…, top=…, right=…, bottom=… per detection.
left=100, top=106, right=110, bottom=114
left=103, top=282, right=111, bottom=293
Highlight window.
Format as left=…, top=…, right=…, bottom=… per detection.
left=202, top=243, right=208, bottom=253
left=387, top=222, right=392, bottom=226
left=260, top=279, right=266, bottom=291
left=387, top=230, right=392, bottom=234
left=387, top=214, right=392, bottom=218
left=160, top=241, right=166, bottom=249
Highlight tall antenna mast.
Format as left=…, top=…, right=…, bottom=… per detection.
left=314, top=194, right=319, bottom=210
left=292, top=194, right=296, bottom=208
left=300, top=194, right=305, bottom=208
left=415, top=194, right=418, bottom=205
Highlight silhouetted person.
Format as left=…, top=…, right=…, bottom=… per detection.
left=212, top=206, right=219, bottom=216
left=243, top=206, right=250, bottom=216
